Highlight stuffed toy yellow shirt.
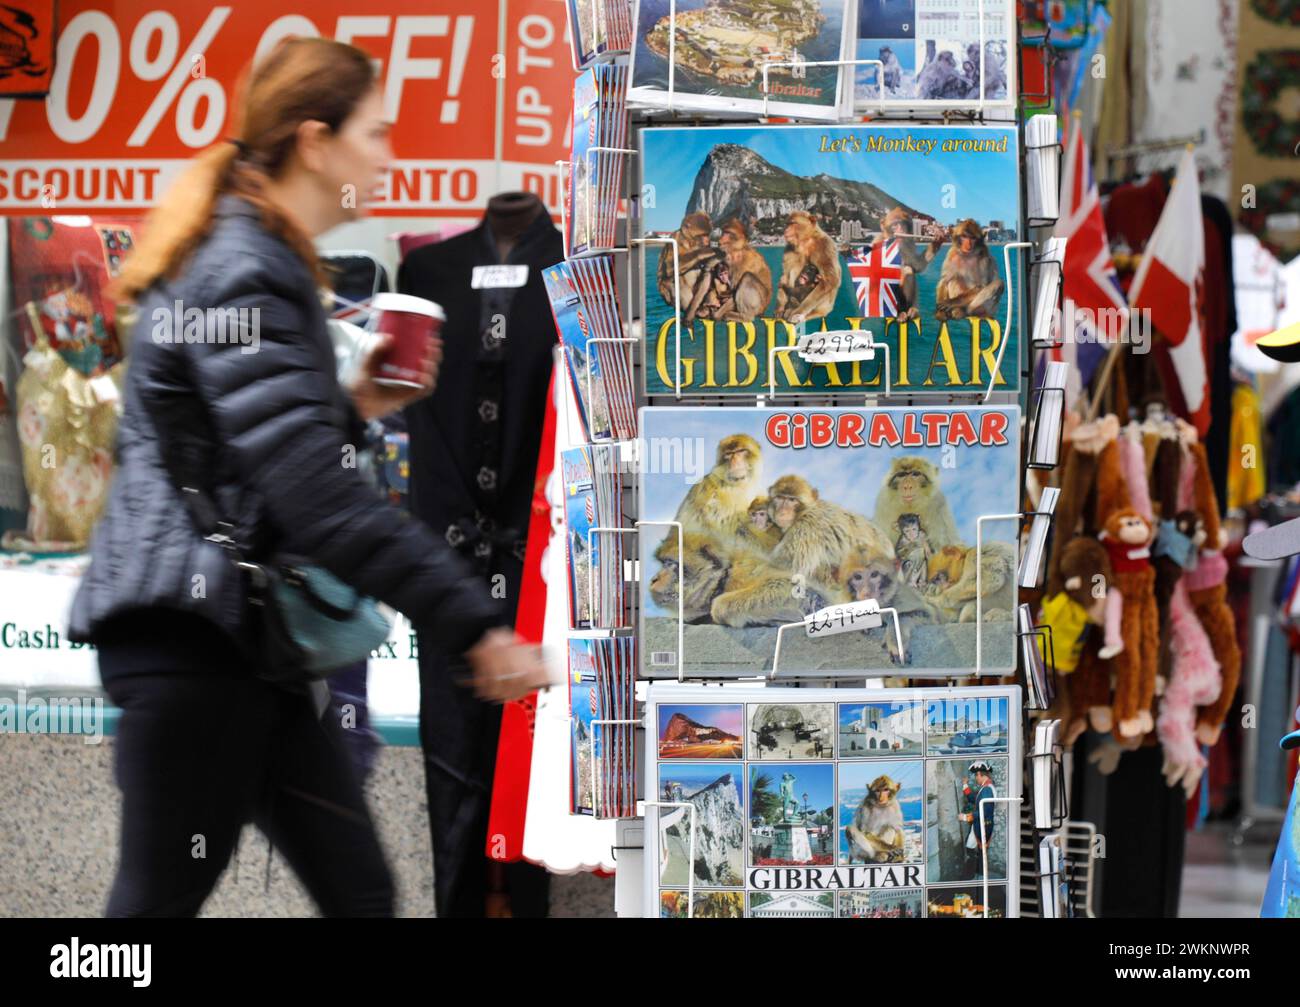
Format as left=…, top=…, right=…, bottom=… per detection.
left=1039, top=592, right=1090, bottom=674
left=1228, top=383, right=1265, bottom=513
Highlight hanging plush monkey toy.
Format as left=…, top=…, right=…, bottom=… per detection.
left=1099, top=508, right=1159, bottom=738
left=1042, top=537, right=1124, bottom=743
left=1154, top=508, right=1223, bottom=795
left=1180, top=508, right=1241, bottom=747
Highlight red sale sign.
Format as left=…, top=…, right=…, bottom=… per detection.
left=0, top=1, right=574, bottom=215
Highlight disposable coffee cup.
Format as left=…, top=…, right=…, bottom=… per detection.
left=369, top=293, right=444, bottom=387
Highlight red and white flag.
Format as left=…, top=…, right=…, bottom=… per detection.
left=1127, top=148, right=1210, bottom=435
left=1051, top=115, right=1127, bottom=410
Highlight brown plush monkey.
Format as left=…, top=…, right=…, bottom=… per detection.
left=1048, top=537, right=1118, bottom=742
left=1099, top=508, right=1159, bottom=738
left=1149, top=437, right=1185, bottom=691
left=1180, top=507, right=1240, bottom=744
left=1044, top=414, right=1120, bottom=597
left=1175, top=438, right=1238, bottom=743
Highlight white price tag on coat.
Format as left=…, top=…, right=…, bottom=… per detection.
left=471, top=265, right=530, bottom=289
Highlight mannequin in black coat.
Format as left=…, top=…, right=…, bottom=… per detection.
left=399, top=191, right=561, bottom=917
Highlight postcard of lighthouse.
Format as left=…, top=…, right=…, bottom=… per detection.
left=636, top=405, right=1021, bottom=678
left=627, top=0, right=858, bottom=120
left=636, top=122, right=1021, bottom=397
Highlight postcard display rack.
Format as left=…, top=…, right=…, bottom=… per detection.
left=554, top=0, right=1080, bottom=919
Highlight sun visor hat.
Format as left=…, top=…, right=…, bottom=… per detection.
left=1243, top=517, right=1300, bottom=561
left=1256, top=321, right=1300, bottom=364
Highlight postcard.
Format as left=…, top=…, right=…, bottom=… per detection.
left=658, top=703, right=745, bottom=759
left=749, top=702, right=835, bottom=760
left=638, top=406, right=1021, bottom=677
left=638, top=123, right=1022, bottom=396
left=628, top=0, right=857, bottom=120
left=854, top=0, right=1015, bottom=108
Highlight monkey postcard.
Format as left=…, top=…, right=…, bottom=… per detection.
left=627, top=0, right=858, bottom=121
left=638, top=123, right=1022, bottom=396
left=568, top=62, right=628, bottom=256
left=545, top=256, right=638, bottom=444
left=566, top=0, right=632, bottom=70
left=839, top=759, right=924, bottom=865
left=854, top=0, right=1015, bottom=107
left=637, top=405, right=1020, bottom=678
left=569, top=645, right=598, bottom=815
left=642, top=684, right=1021, bottom=917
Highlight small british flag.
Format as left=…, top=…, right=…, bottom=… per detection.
left=848, top=240, right=905, bottom=318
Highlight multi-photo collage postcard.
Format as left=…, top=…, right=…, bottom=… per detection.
left=646, top=684, right=1020, bottom=918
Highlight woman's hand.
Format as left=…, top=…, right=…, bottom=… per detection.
left=348, top=332, right=441, bottom=421
left=465, top=627, right=554, bottom=703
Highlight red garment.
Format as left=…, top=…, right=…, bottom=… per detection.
left=1102, top=536, right=1151, bottom=574
left=1102, top=175, right=1230, bottom=431
left=1104, top=173, right=1168, bottom=265
left=485, top=372, right=558, bottom=862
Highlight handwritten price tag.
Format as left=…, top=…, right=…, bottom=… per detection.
left=472, top=265, right=530, bottom=289
left=796, top=329, right=876, bottom=363
left=805, top=599, right=883, bottom=638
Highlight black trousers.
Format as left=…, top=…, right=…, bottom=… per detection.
left=103, top=670, right=394, bottom=918
left=1072, top=732, right=1187, bottom=918
left=418, top=652, right=551, bottom=917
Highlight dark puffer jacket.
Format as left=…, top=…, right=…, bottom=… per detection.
left=69, top=195, right=503, bottom=659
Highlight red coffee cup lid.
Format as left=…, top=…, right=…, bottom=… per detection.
left=370, top=292, right=445, bottom=320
